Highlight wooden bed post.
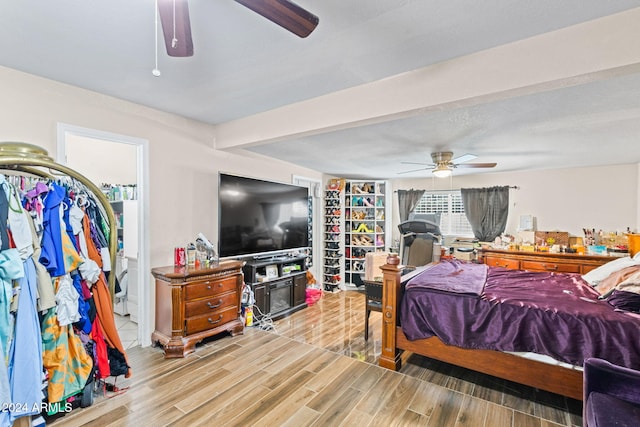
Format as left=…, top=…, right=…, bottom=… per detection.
left=379, top=254, right=402, bottom=370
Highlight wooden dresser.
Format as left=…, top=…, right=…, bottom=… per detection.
left=151, top=260, right=245, bottom=358
left=479, top=248, right=614, bottom=274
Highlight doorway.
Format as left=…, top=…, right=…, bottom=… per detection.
left=56, top=123, right=151, bottom=347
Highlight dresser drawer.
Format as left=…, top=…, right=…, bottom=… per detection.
left=581, top=264, right=600, bottom=274
left=485, top=256, right=520, bottom=270
left=185, top=292, right=238, bottom=318
left=185, top=306, right=239, bottom=335
left=184, top=275, right=239, bottom=301
left=521, top=260, right=580, bottom=273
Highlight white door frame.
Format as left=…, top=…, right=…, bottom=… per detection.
left=56, top=123, right=152, bottom=347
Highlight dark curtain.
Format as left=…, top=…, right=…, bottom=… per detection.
left=461, top=186, right=510, bottom=242
left=397, top=189, right=425, bottom=222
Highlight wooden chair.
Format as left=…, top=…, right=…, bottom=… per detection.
left=364, top=280, right=383, bottom=340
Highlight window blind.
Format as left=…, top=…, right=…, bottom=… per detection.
left=414, top=190, right=473, bottom=236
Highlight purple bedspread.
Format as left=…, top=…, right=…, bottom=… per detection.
left=401, top=261, right=640, bottom=369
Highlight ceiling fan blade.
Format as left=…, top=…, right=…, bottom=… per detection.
left=397, top=167, right=431, bottom=174
left=401, top=161, right=432, bottom=166
left=456, top=162, right=497, bottom=168
left=234, top=0, right=319, bottom=38
left=157, top=0, right=194, bottom=57
left=451, top=153, right=477, bottom=164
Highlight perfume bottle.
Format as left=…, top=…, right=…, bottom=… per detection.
left=186, top=242, right=196, bottom=266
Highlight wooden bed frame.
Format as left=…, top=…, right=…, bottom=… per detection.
left=378, top=254, right=584, bottom=401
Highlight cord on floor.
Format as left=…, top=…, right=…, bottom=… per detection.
left=250, top=304, right=277, bottom=333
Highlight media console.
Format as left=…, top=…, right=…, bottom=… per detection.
left=242, top=254, right=308, bottom=320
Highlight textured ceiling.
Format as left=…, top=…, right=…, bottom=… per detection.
left=0, top=1, right=639, bottom=178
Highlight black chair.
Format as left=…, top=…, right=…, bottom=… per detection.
left=364, top=280, right=383, bottom=341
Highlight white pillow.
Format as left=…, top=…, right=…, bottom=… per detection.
left=582, top=256, right=640, bottom=286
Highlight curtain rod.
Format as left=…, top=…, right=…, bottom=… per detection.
left=394, top=186, right=520, bottom=193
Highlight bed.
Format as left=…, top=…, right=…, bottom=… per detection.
left=378, top=254, right=640, bottom=401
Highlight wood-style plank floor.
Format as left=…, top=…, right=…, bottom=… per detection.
left=48, top=289, right=582, bottom=426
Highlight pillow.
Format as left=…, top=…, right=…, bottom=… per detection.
left=582, top=256, right=640, bottom=286
left=616, top=269, right=640, bottom=295
left=593, top=265, right=640, bottom=297
left=607, top=289, right=640, bottom=313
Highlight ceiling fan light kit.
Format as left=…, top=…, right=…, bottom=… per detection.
left=432, top=165, right=452, bottom=178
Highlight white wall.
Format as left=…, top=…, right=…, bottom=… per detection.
left=391, top=163, right=639, bottom=242
left=65, top=134, right=138, bottom=185
left=0, top=65, right=323, bottom=335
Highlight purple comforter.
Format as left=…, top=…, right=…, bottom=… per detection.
left=401, top=260, right=640, bottom=369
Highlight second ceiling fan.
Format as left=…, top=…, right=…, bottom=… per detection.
left=400, top=152, right=497, bottom=177
left=157, top=0, right=319, bottom=57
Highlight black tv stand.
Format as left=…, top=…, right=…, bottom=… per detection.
left=242, top=254, right=308, bottom=320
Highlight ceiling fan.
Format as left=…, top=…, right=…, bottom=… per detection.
left=157, top=0, right=319, bottom=57
left=399, top=152, right=497, bottom=178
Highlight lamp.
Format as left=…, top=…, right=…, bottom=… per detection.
left=432, top=164, right=452, bottom=178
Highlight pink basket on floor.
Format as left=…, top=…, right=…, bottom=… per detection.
left=305, top=288, right=323, bottom=306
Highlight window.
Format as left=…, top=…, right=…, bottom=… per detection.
left=414, top=190, right=473, bottom=237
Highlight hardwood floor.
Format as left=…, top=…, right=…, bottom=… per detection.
left=47, top=289, right=582, bottom=426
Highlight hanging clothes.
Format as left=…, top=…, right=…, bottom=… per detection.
left=6, top=185, right=33, bottom=261
left=82, top=213, right=131, bottom=378
left=0, top=249, right=23, bottom=361
left=26, top=213, right=55, bottom=312
left=71, top=274, right=91, bottom=335
left=60, top=229, right=83, bottom=275
left=8, top=259, right=42, bottom=423
left=0, top=158, right=130, bottom=422
left=69, top=202, right=89, bottom=258
left=90, top=319, right=110, bottom=380
left=0, top=332, right=9, bottom=427
left=39, top=182, right=66, bottom=277
left=23, top=181, right=47, bottom=234
left=41, top=307, right=93, bottom=404
left=82, top=214, right=103, bottom=270
left=0, top=178, right=11, bottom=251
left=54, top=275, right=80, bottom=326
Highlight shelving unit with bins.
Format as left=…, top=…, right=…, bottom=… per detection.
left=323, top=185, right=344, bottom=291
left=343, top=180, right=390, bottom=287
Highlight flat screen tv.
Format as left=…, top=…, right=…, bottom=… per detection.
left=218, top=173, right=310, bottom=259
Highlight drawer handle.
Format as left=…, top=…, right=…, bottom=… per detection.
left=494, top=262, right=509, bottom=268
left=208, top=315, right=223, bottom=324
left=207, top=299, right=223, bottom=309
left=543, top=264, right=558, bottom=271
